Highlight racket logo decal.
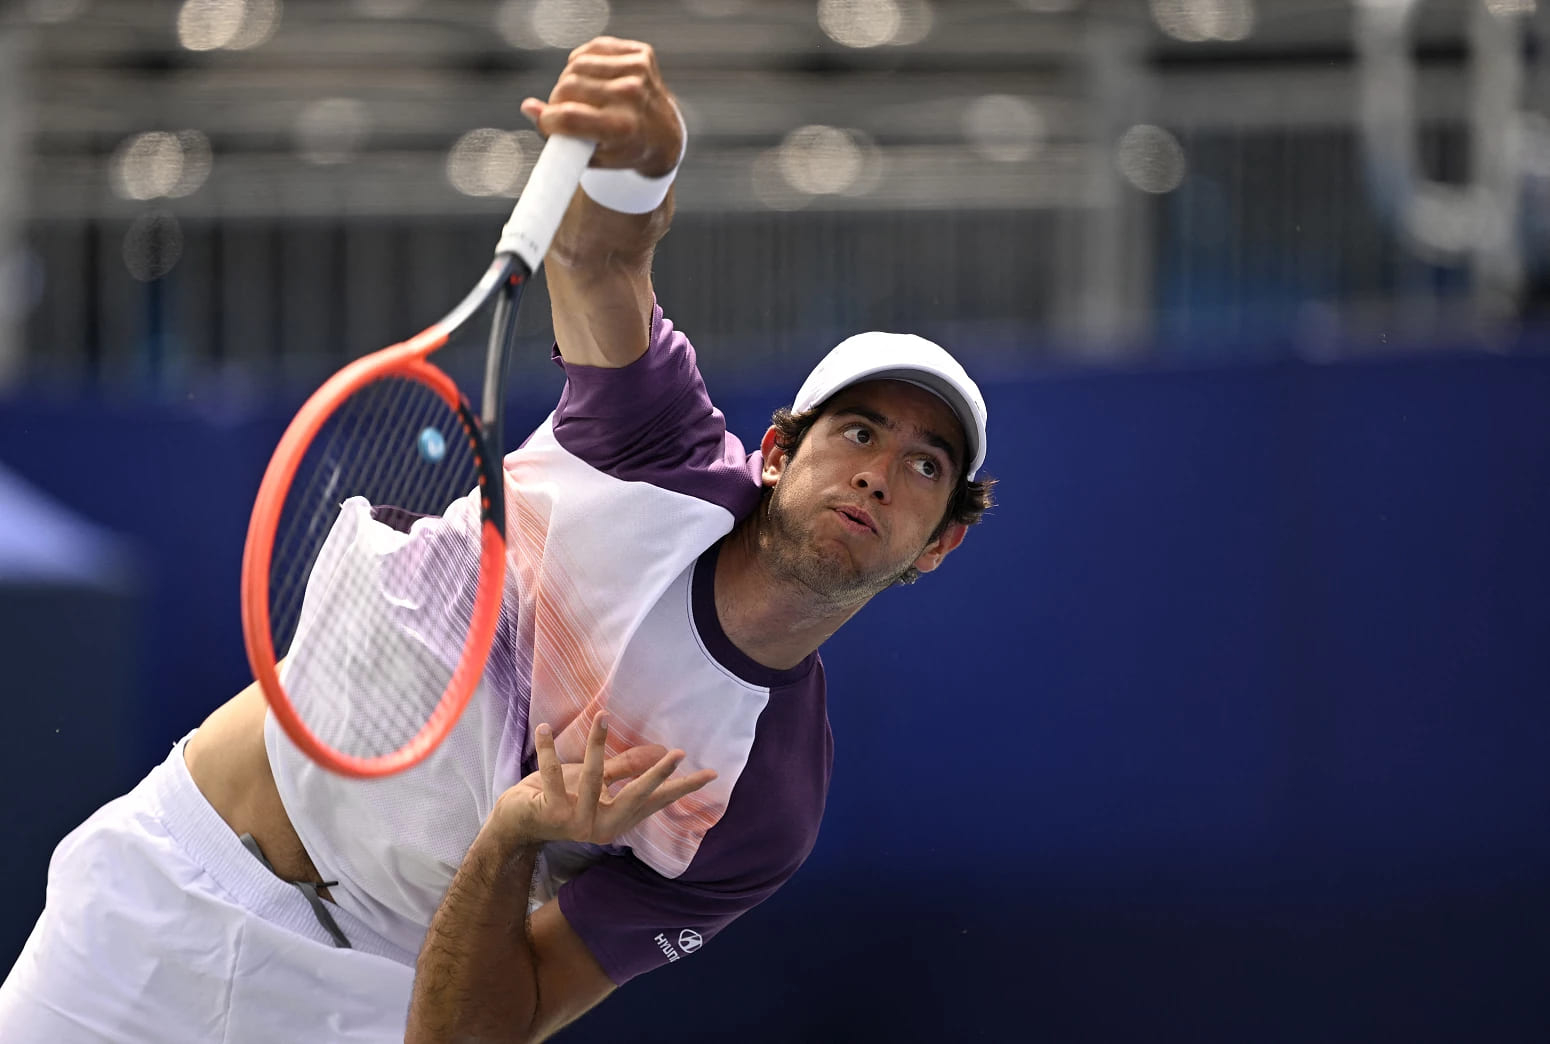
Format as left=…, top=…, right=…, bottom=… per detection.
left=417, top=427, right=446, bottom=463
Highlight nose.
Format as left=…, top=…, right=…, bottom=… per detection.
left=852, top=464, right=889, bottom=503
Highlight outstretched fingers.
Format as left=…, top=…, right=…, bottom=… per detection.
left=535, top=723, right=566, bottom=801
left=598, top=749, right=718, bottom=838
left=601, top=743, right=670, bottom=784
left=576, top=713, right=609, bottom=819
left=523, top=717, right=717, bottom=844
left=642, top=767, right=719, bottom=818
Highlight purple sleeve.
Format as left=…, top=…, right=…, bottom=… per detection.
left=550, top=302, right=763, bottom=519
left=556, top=664, right=833, bottom=986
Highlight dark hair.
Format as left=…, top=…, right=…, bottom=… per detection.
left=767, top=400, right=997, bottom=585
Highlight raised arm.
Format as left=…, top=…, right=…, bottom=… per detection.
left=405, top=714, right=716, bottom=1044
left=520, top=38, right=684, bottom=370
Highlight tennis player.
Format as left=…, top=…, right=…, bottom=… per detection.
left=0, top=37, right=994, bottom=1043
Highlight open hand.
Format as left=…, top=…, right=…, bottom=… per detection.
left=520, top=37, right=683, bottom=177
left=494, top=713, right=716, bottom=847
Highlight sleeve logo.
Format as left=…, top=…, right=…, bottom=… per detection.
left=654, top=928, right=704, bottom=962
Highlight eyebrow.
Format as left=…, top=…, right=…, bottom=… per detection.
left=831, top=405, right=962, bottom=474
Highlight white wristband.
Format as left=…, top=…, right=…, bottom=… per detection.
left=579, top=105, right=686, bottom=214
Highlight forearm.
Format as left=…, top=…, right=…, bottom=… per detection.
left=544, top=188, right=673, bottom=369
left=406, top=820, right=541, bottom=1044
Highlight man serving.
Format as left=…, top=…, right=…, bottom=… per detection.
left=0, top=36, right=994, bottom=1044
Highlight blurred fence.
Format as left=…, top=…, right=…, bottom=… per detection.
left=8, top=1, right=1550, bottom=395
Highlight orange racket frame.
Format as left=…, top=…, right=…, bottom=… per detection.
left=240, top=132, right=593, bottom=778
left=240, top=320, right=509, bottom=778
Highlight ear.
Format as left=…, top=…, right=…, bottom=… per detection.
left=912, top=521, right=967, bottom=575
left=759, top=426, right=788, bottom=489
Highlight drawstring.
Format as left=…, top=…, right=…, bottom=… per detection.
left=237, top=833, right=351, bottom=949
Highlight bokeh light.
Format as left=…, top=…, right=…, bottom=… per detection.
left=531, top=0, right=611, bottom=49
left=1116, top=124, right=1187, bottom=193
left=176, top=0, right=281, bottom=52
left=294, top=98, right=370, bottom=166
left=494, top=0, right=534, bottom=47
left=751, top=149, right=813, bottom=211
left=818, top=0, right=902, bottom=49
left=177, top=0, right=243, bottom=51
left=778, top=125, right=866, bottom=196
left=1407, top=185, right=1503, bottom=256
left=122, top=212, right=184, bottom=282
left=111, top=131, right=212, bottom=201
left=1485, top=0, right=1535, bottom=16
left=963, top=95, right=1047, bottom=163
left=169, top=131, right=213, bottom=197
left=1150, top=0, right=1254, bottom=43
left=227, top=0, right=280, bottom=48
left=447, top=129, right=535, bottom=197
left=892, top=0, right=935, bottom=46
left=111, top=133, right=183, bottom=201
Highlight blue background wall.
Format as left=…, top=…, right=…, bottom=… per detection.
left=2, top=351, right=1547, bottom=1041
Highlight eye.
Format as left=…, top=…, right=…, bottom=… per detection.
left=909, top=456, right=942, bottom=480
left=840, top=423, right=872, bottom=445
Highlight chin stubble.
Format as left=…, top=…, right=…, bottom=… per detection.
left=760, top=484, right=916, bottom=602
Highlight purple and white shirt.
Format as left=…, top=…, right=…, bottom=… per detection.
left=267, top=305, right=833, bottom=984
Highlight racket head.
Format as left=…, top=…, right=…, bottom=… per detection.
left=241, top=340, right=506, bottom=778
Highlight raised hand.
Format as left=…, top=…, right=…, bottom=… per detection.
left=493, top=712, right=716, bottom=847
left=519, top=37, right=683, bottom=177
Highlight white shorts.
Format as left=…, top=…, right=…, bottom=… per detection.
left=0, top=734, right=418, bottom=1043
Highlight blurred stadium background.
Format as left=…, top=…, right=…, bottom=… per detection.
left=1, top=1, right=1548, bottom=1040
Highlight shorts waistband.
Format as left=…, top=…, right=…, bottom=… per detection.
left=145, top=731, right=417, bottom=966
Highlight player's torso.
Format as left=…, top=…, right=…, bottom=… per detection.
left=269, top=549, right=775, bottom=957
left=267, top=431, right=749, bottom=955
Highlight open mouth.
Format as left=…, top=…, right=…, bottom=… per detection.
left=834, top=506, right=876, bottom=534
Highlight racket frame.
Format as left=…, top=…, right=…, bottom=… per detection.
left=241, top=258, right=522, bottom=778
left=241, top=134, right=595, bottom=778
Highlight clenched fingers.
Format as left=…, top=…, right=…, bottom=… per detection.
left=546, top=72, right=647, bottom=113
left=521, top=99, right=636, bottom=145
left=567, top=36, right=652, bottom=61
left=564, top=52, right=657, bottom=84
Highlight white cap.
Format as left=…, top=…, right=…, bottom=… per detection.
left=792, top=332, right=989, bottom=480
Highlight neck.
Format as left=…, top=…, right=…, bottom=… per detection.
left=712, top=512, right=871, bottom=672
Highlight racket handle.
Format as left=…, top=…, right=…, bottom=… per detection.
left=495, top=134, right=598, bottom=274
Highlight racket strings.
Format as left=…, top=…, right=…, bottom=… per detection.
left=267, top=373, right=486, bottom=760
left=356, top=378, right=472, bottom=517
left=268, top=398, right=381, bottom=647
left=269, top=376, right=476, bottom=653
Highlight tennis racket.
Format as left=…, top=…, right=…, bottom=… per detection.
left=241, top=134, right=596, bottom=779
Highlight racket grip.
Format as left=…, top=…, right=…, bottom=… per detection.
left=495, top=134, right=598, bottom=274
